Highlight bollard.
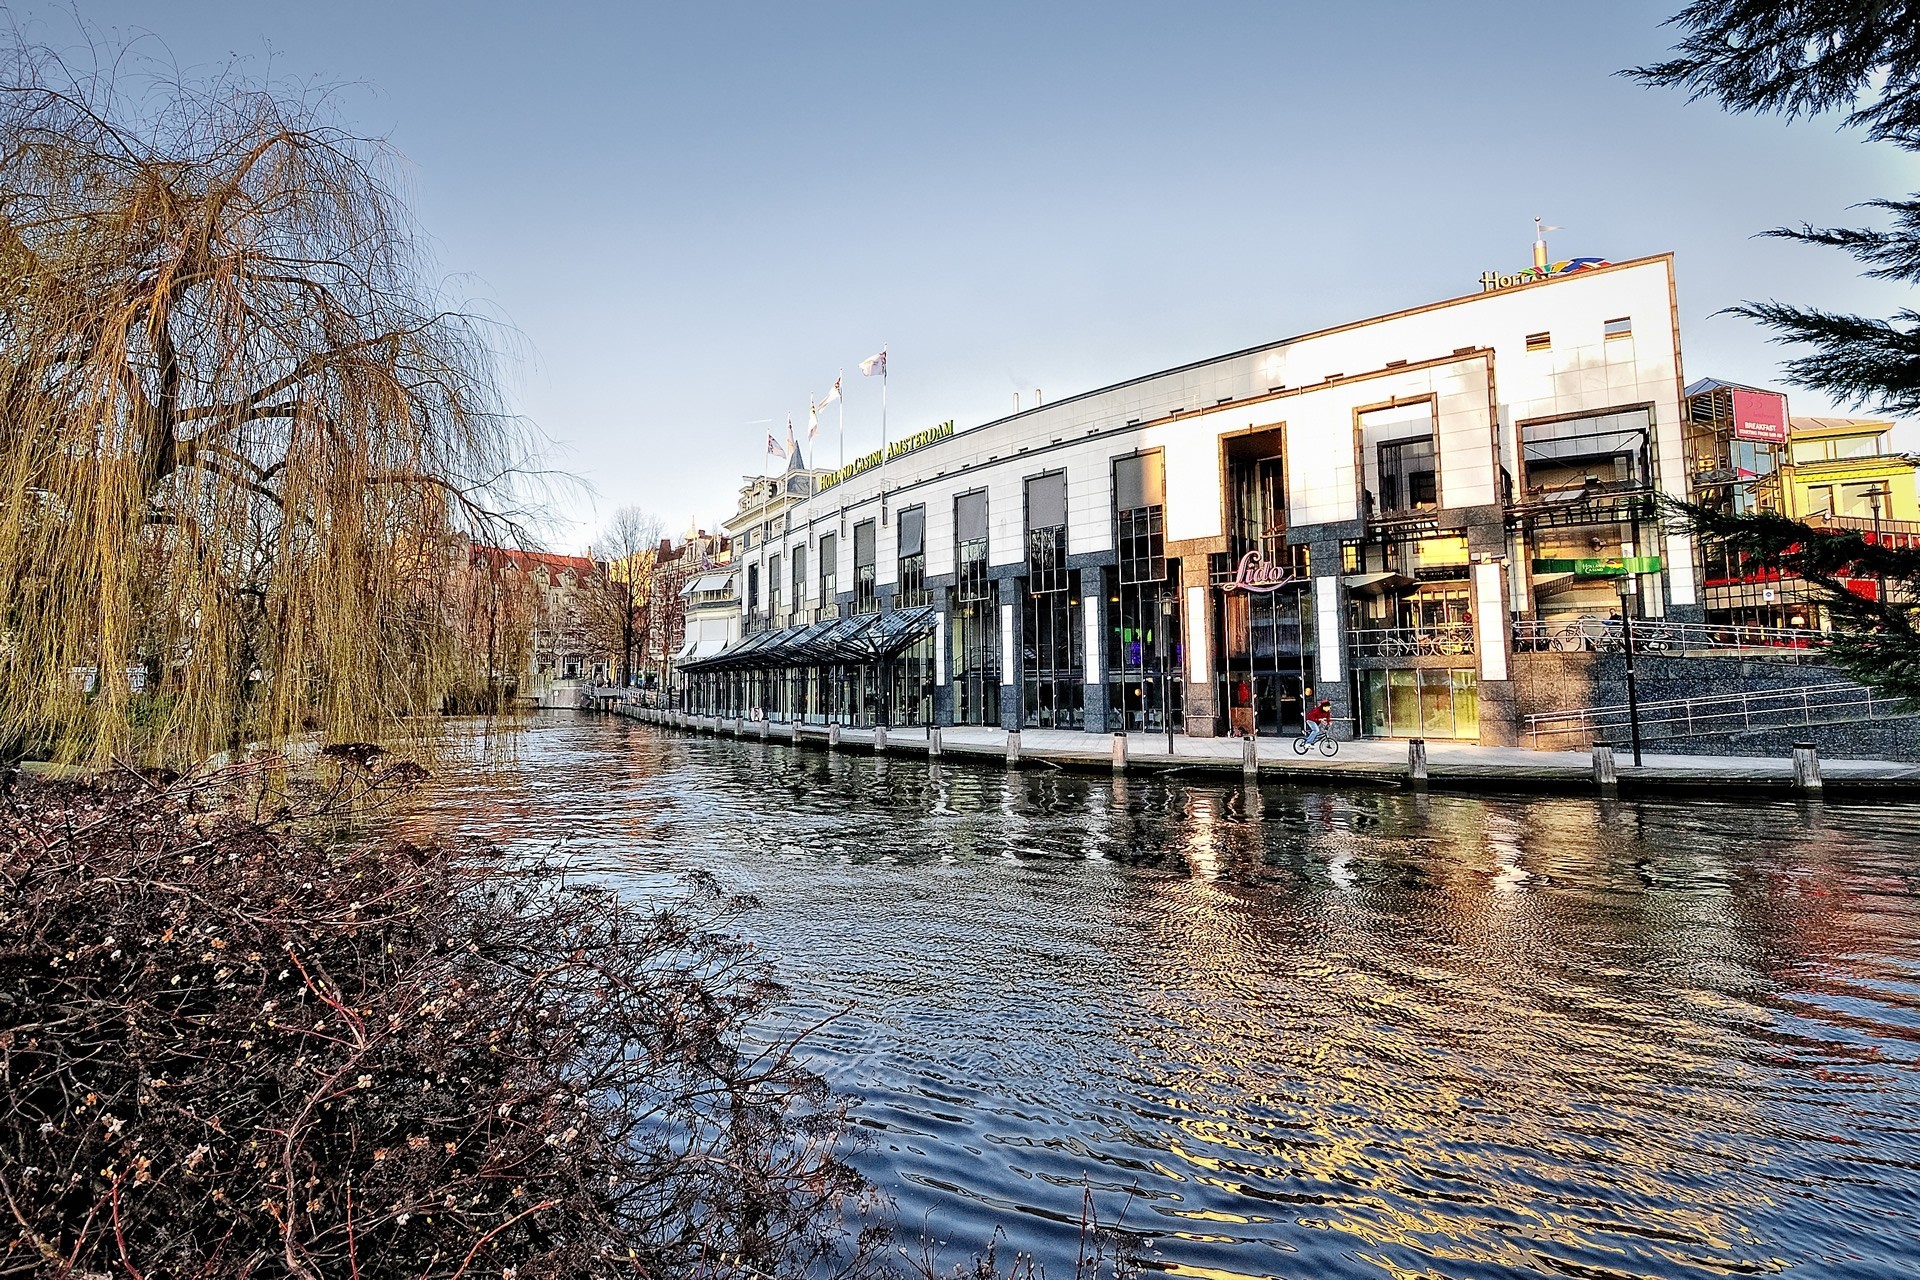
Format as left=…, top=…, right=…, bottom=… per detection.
left=1006, top=729, right=1022, bottom=767
left=1792, top=742, right=1823, bottom=792
left=1242, top=733, right=1258, bottom=777
left=736, top=716, right=747, bottom=737
left=1592, top=741, right=1618, bottom=791
left=874, top=723, right=888, bottom=753
left=929, top=725, right=942, bottom=757
left=1407, top=737, right=1428, bottom=788
left=759, top=718, right=769, bottom=741
left=1112, top=730, right=1128, bottom=773
left=828, top=723, right=841, bottom=749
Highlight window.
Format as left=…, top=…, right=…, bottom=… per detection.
left=955, top=491, right=989, bottom=603
left=745, top=563, right=760, bottom=614
left=767, top=553, right=781, bottom=617
left=791, top=545, right=807, bottom=612
left=852, top=520, right=878, bottom=615
left=1025, top=472, right=1069, bottom=595
left=1520, top=409, right=1653, bottom=498
left=1604, top=316, right=1632, bottom=339
left=951, top=490, right=997, bottom=725
left=1525, top=331, right=1551, bottom=353
left=897, top=505, right=928, bottom=606
left=818, top=533, right=837, bottom=609
left=1114, top=453, right=1165, bottom=586
left=1378, top=436, right=1438, bottom=514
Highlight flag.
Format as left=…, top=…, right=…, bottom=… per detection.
left=820, top=374, right=842, bottom=406
left=766, top=430, right=783, bottom=458
left=786, top=417, right=797, bottom=454
left=807, top=401, right=819, bottom=441
left=860, top=348, right=887, bottom=378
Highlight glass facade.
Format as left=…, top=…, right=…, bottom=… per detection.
left=1022, top=472, right=1081, bottom=728
left=1108, top=452, right=1181, bottom=732
left=951, top=490, right=999, bottom=725
left=1359, top=668, right=1479, bottom=739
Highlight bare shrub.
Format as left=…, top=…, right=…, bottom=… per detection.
left=0, top=766, right=877, bottom=1277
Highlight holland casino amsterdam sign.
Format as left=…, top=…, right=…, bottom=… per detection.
left=1478, top=256, right=1610, bottom=293
left=817, top=420, right=955, bottom=492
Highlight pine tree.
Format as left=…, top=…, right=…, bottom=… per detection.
left=1633, top=1, right=1920, bottom=700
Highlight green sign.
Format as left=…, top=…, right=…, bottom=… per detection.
left=1531, top=556, right=1663, bottom=579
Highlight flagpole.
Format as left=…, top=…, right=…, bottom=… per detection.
left=879, top=345, right=889, bottom=525
left=837, top=369, right=846, bottom=535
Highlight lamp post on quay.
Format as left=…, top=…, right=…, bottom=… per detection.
left=1618, top=570, right=1644, bottom=767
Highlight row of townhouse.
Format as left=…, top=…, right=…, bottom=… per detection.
left=674, top=253, right=1910, bottom=745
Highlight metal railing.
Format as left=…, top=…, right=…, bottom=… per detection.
left=1349, top=623, right=1476, bottom=659
left=1526, top=680, right=1899, bottom=745
left=1512, top=616, right=1832, bottom=663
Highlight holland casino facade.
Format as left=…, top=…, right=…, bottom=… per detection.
left=681, top=254, right=1699, bottom=744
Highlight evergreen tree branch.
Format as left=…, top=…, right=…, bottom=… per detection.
left=1725, top=301, right=1920, bottom=415
left=1762, top=196, right=1920, bottom=282
left=1627, top=0, right=1920, bottom=149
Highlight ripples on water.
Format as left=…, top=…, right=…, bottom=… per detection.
left=405, top=715, right=1920, bottom=1280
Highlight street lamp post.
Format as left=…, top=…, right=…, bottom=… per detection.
left=1619, top=572, right=1644, bottom=767
left=1159, top=594, right=1177, bottom=756
left=1869, top=485, right=1887, bottom=607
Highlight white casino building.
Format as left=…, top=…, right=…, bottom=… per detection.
left=680, top=254, right=1697, bottom=745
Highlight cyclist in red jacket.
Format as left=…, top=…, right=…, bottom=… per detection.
left=1304, top=698, right=1334, bottom=746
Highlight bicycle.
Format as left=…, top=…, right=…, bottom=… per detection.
left=1292, top=728, right=1340, bottom=757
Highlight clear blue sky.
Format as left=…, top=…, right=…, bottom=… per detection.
left=15, top=1, right=1916, bottom=548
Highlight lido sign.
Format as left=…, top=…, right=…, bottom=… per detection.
left=1218, top=550, right=1307, bottom=594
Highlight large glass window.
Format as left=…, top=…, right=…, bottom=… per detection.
left=1025, top=473, right=1069, bottom=594
left=955, top=491, right=989, bottom=603
left=818, top=532, right=837, bottom=614
left=767, top=552, right=781, bottom=619
left=1378, top=436, right=1438, bottom=514
left=853, top=520, right=877, bottom=615
left=1022, top=472, right=1079, bottom=728
left=791, top=545, right=807, bottom=615
left=1361, top=669, right=1479, bottom=740
left=745, top=562, right=760, bottom=615
left=897, top=505, right=928, bottom=606
left=1109, top=452, right=1179, bottom=731
left=1520, top=409, right=1652, bottom=499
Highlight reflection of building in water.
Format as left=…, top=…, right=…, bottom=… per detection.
left=683, top=255, right=1730, bottom=745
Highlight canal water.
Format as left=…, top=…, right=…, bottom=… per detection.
left=408, top=715, right=1920, bottom=1280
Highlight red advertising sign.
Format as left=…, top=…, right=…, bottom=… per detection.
left=1731, top=388, right=1788, bottom=444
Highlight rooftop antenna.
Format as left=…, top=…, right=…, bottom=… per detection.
left=1533, top=217, right=1563, bottom=273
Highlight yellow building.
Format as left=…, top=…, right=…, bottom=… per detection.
left=1783, top=416, right=1920, bottom=529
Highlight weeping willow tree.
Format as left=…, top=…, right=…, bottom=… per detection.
left=0, top=38, right=531, bottom=765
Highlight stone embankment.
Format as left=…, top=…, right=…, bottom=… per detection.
left=589, top=696, right=1920, bottom=798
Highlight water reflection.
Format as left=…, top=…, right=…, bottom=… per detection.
left=405, top=716, right=1920, bottom=1279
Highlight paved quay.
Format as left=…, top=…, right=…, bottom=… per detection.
left=605, top=704, right=1920, bottom=797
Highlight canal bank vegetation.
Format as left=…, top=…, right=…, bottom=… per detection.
left=0, top=30, right=539, bottom=769
left=1637, top=2, right=1920, bottom=702
left=0, top=762, right=880, bottom=1278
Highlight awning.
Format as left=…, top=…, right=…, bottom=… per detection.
left=681, top=572, right=734, bottom=597
left=1340, top=572, right=1417, bottom=595
left=1530, top=572, right=1578, bottom=598
left=673, top=638, right=730, bottom=664
left=679, top=606, right=939, bottom=673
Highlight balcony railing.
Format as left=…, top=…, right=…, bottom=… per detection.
left=1512, top=616, right=1832, bottom=662
left=1348, top=623, right=1475, bottom=659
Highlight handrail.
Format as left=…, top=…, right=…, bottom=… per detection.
left=1526, top=680, right=1895, bottom=744
left=1349, top=623, right=1476, bottom=659
left=1513, top=616, right=1832, bottom=661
